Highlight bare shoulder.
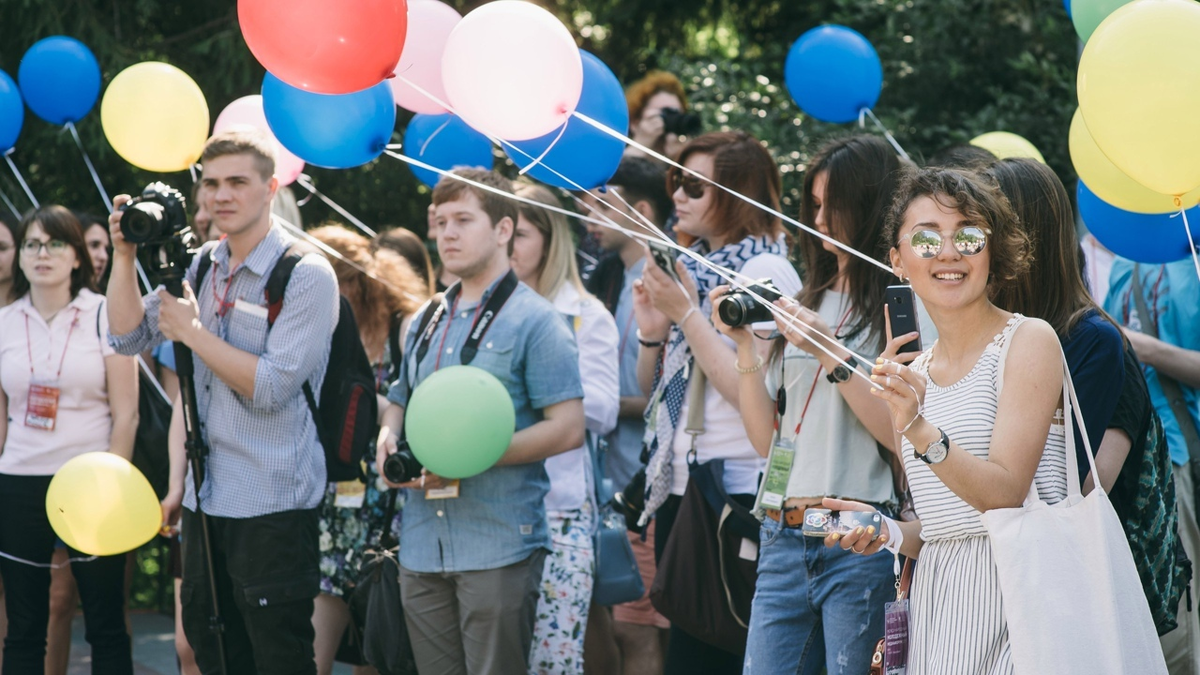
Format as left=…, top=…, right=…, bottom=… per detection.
left=1002, top=317, right=1063, bottom=385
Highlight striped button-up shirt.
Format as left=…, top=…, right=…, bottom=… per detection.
left=109, top=224, right=339, bottom=518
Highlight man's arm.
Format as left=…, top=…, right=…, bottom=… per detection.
left=106, top=195, right=149, bottom=338
left=619, top=395, right=649, bottom=418
left=495, top=398, right=586, bottom=465
left=1124, top=328, right=1200, bottom=389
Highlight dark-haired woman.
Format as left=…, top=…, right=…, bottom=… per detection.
left=634, top=131, right=801, bottom=673
left=985, top=159, right=1127, bottom=490
left=834, top=167, right=1070, bottom=674
left=713, top=135, right=924, bottom=674
left=0, top=206, right=138, bottom=674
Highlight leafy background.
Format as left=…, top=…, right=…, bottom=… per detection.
left=0, top=0, right=1079, bottom=609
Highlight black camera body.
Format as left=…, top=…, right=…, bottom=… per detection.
left=119, top=182, right=189, bottom=246
left=717, top=280, right=783, bottom=327
left=660, top=107, right=702, bottom=137
left=382, top=440, right=424, bottom=484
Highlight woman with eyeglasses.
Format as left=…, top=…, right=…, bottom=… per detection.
left=0, top=206, right=138, bottom=674
left=831, top=167, right=1070, bottom=674
left=709, top=135, right=923, bottom=675
left=634, top=130, right=801, bottom=673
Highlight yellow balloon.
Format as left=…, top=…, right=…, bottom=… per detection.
left=1069, top=109, right=1200, bottom=214
left=1078, top=0, right=1200, bottom=197
left=101, top=62, right=209, bottom=173
left=969, top=131, right=1045, bottom=164
left=46, top=453, right=162, bottom=556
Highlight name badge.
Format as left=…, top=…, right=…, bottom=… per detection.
left=760, top=439, right=795, bottom=509
left=334, top=480, right=366, bottom=508
left=884, top=598, right=910, bottom=674
left=26, top=382, right=61, bottom=431
left=425, top=479, right=461, bottom=500
left=233, top=298, right=268, bottom=319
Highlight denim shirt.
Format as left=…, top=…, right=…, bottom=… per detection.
left=387, top=272, right=584, bottom=573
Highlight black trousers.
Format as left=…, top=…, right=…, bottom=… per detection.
left=654, top=494, right=745, bottom=675
left=181, top=507, right=320, bottom=675
left=0, top=473, right=133, bottom=674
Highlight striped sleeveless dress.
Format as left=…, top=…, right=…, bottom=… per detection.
left=903, top=316, right=1069, bottom=675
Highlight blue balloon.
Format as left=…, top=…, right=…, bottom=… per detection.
left=402, top=114, right=494, bottom=189
left=0, top=70, right=24, bottom=153
left=504, top=50, right=629, bottom=190
left=1064, top=0, right=1072, bottom=19
left=18, top=37, right=101, bottom=125
left=784, top=25, right=883, bottom=124
left=1079, top=182, right=1200, bottom=265
left=262, top=73, right=395, bottom=169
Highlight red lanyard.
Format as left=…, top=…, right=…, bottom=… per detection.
left=779, top=305, right=853, bottom=439
left=433, top=294, right=489, bottom=371
left=211, top=260, right=240, bottom=318
left=25, top=309, right=81, bottom=381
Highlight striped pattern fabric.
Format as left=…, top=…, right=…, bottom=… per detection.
left=902, top=316, right=1068, bottom=674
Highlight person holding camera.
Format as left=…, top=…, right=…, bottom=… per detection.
left=0, top=206, right=139, bottom=674
left=710, top=136, right=919, bottom=674
left=375, top=169, right=585, bottom=675
left=624, top=71, right=698, bottom=160
left=633, top=131, right=800, bottom=674
left=106, top=129, right=340, bottom=675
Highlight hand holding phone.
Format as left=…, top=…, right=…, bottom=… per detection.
left=801, top=508, right=882, bottom=539
left=647, top=239, right=681, bottom=283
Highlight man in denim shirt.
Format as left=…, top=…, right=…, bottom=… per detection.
left=377, top=169, right=584, bottom=675
left=107, top=131, right=338, bottom=674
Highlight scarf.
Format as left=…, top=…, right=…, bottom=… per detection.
left=639, top=233, right=786, bottom=525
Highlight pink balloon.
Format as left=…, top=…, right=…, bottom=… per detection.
left=390, top=0, right=461, bottom=114
left=213, top=95, right=305, bottom=185
left=441, top=1, right=582, bottom=141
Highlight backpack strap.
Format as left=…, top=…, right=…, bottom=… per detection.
left=262, top=243, right=321, bottom=434
left=193, top=241, right=221, bottom=294
left=387, top=311, right=405, bottom=383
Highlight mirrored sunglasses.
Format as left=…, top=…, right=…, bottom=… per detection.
left=901, top=226, right=989, bottom=259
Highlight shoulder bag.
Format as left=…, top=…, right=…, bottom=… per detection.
left=590, top=431, right=646, bottom=606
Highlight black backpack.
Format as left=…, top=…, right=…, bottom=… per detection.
left=197, top=244, right=377, bottom=483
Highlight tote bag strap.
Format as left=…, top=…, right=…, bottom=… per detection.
left=1060, top=347, right=1100, bottom=499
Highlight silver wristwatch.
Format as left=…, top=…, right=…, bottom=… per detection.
left=916, top=428, right=950, bottom=465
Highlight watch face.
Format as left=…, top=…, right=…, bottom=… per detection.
left=830, top=365, right=850, bottom=382
left=926, top=441, right=948, bottom=463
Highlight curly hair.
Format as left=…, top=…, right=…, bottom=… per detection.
left=884, top=166, right=1030, bottom=291
left=625, top=70, right=689, bottom=122
left=309, top=224, right=430, bottom=362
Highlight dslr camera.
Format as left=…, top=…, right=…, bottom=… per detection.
left=382, top=439, right=424, bottom=484
left=717, top=280, right=783, bottom=328
left=660, top=107, right=702, bottom=137
left=119, top=182, right=189, bottom=246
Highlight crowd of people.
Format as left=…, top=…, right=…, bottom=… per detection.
left=0, top=69, right=1196, bottom=675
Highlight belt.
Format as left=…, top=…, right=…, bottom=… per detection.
left=763, top=506, right=806, bottom=529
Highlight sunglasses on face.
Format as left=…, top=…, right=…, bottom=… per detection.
left=669, top=171, right=709, bottom=200
left=900, top=226, right=989, bottom=259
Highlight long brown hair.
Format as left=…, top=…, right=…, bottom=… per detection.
left=310, top=224, right=429, bottom=361
left=668, top=131, right=783, bottom=246
left=797, top=135, right=904, bottom=351
left=13, top=205, right=96, bottom=300
left=513, top=183, right=585, bottom=301
left=986, top=158, right=1119, bottom=336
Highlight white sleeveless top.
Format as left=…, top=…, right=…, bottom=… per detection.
left=903, top=315, right=1069, bottom=542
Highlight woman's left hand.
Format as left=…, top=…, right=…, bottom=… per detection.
left=641, top=252, right=700, bottom=325
left=869, top=359, right=927, bottom=434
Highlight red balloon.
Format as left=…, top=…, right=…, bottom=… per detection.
left=239, top=0, right=408, bottom=94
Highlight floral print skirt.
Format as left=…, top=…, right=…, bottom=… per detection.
left=529, top=503, right=595, bottom=675
left=317, top=463, right=404, bottom=598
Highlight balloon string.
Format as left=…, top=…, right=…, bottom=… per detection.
left=570, top=110, right=894, bottom=274
left=516, top=122, right=570, bottom=177
left=419, top=117, right=454, bottom=156
left=4, top=152, right=39, bottom=208
left=1175, top=206, right=1200, bottom=284
left=188, top=164, right=199, bottom=184
left=65, top=122, right=113, bottom=211
left=294, top=175, right=377, bottom=238
left=0, top=549, right=97, bottom=569
left=0, top=185, right=21, bottom=220
left=271, top=214, right=424, bottom=306
left=382, top=148, right=877, bottom=385
left=861, top=108, right=911, bottom=162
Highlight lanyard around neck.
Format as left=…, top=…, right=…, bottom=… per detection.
left=26, top=308, right=81, bottom=381
left=416, top=270, right=519, bottom=371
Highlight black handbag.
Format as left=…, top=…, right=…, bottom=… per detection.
left=589, top=433, right=646, bottom=606
left=345, top=491, right=417, bottom=675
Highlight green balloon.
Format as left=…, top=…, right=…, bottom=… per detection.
left=406, top=366, right=516, bottom=479
left=1072, top=0, right=1133, bottom=42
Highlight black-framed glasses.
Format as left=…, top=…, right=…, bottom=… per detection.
left=20, top=239, right=70, bottom=257
left=900, top=226, right=989, bottom=259
left=669, top=170, right=709, bottom=200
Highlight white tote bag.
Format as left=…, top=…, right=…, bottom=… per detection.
left=980, top=348, right=1167, bottom=675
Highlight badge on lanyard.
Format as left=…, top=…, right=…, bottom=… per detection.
left=333, top=480, right=366, bottom=508
left=25, top=382, right=61, bottom=431
left=425, top=480, right=461, bottom=500
left=760, top=439, right=795, bottom=509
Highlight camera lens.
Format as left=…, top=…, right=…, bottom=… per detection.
left=120, top=202, right=167, bottom=245
left=717, top=295, right=749, bottom=327
left=383, top=448, right=423, bottom=484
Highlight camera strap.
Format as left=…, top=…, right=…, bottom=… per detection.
left=414, top=270, right=519, bottom=369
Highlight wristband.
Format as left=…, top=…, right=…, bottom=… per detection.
left=679, top=306, right=699, bottom=328
left=735, top=355, right=765, bottom=374
left=636, top=329, right=665, bottom=348
left=880, top=513, right=903, bottom=555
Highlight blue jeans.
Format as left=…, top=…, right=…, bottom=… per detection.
left=743, top=515, right=894, bottom=675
